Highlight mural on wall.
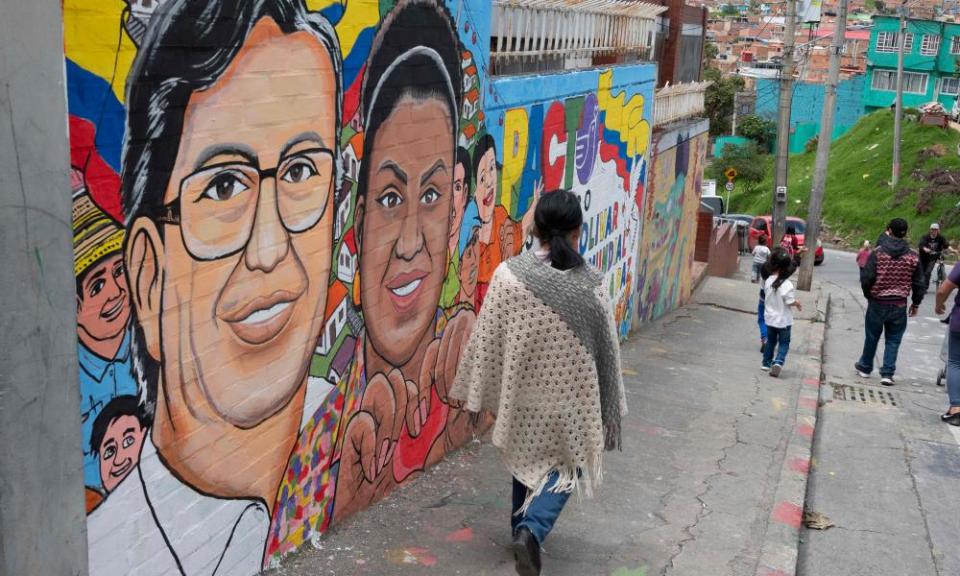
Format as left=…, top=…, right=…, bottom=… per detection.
left=636, top=123, right=708, bottom=324
left=486, top=66, right=657, bottom=338
left=66, top=0, right=493, bottom=573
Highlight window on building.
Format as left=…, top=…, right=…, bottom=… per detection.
left=941, top=76, right=960, bottom=96
left=951, top=36, right=960, bottom=55
left=876, top=31, right=896, bottom=52
left=872, top=69, right=929, bottom=94
left=921, top=34, right=941, bottom=56
left=876, top=31, right=913, bottom=53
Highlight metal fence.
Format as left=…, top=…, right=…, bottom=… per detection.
left=653, top=81, right=711, bottom=127
left=491, top=0, right=666, bottom=74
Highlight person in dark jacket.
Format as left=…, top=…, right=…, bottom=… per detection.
left=855, top=218, right=926, bottom=385
left=918, top=223, right=951, bottom=290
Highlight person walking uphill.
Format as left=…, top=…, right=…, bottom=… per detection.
left=935, top=271, right=960, bottom=426
left=450, top=190, right=627, bottom=576
left=856, top=218, right=926, bottom=386
left=762, top=249, right=803, bottom=377
left=751, top=235, right=771, bottom=283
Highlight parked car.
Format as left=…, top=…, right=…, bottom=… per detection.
left=747, top=215, right=824, bottom=265
left=724, top=213, right=754, bottom=228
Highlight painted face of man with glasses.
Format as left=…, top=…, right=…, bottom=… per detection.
left=124, top=14, right=338, bottom=506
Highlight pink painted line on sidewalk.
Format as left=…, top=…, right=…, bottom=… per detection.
left=803, top=377, right=820, bottom=387
left=799, top=396, right=818, bottom=409
left=798, top=423, right=815, bottom=437
left=789, top=457, right=811, bottom=474
left=773, top=502, right=803, bottom=529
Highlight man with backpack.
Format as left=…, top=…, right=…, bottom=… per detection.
left=855, top=218, right=926, bottom=386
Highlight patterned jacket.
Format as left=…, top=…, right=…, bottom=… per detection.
left=860, top=234, right=925, bottom=306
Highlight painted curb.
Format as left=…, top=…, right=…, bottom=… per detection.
left=754, top=284, right=830, bottom=576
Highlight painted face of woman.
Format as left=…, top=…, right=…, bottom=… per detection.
left=359, top=96, right=454, bottom=366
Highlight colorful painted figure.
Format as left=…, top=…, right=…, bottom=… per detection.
left=86, top=1, right=342, bottom=574
left=73, top=183, right=138, bottom=493
left=332, top=0, right=475, bottom=521
left=472, top=134, right=538, bottom=308
left=439, top=145, right=474, bottom=309
left=90, top=395, right=148, bottom=495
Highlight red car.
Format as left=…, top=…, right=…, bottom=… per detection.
left=748, top=216, right=824, bottom=265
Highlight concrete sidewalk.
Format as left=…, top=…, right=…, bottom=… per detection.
left=799, top=249, right=960, bottom=576
left=269, top=276, right=826, bottom=576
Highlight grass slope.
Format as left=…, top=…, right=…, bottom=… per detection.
left=726, top=110, right=960, bottom=246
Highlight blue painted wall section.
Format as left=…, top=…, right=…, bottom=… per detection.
left=756, top=76, right=866, bottom=154
left=487, top=65, right=657, bottom=338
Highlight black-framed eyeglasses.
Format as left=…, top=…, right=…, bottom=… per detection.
left=157, top=147, right=334, bottom=261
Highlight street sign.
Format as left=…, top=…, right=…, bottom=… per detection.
left=725, top=182, right=735, bottom=192
left=724, top=167, right=738, bottom=180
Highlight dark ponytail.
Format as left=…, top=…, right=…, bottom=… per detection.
left=769, top=248, right=795, bottom=290
left=534, top=189, right=584, bottom=271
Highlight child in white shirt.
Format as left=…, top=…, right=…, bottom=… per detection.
left=763, top=248, right=803, bottom=377
left=751, top=235, right=771, bottom=283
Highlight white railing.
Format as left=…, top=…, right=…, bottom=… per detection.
left=491, top=0, right=667, bottom=67
left=654, top=81, right=711, bottom=126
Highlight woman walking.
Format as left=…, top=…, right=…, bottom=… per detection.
left=451, top=190, right=627, bottom=576
left=934, top=267, right=960, bottom=425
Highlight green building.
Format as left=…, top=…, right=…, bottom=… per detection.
left=862, top=15, right=960, bottom=111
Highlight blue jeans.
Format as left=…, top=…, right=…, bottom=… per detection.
left=763, top=325, right=791, bottom=367
left=758, top=295, right=768, bottom=342
left=511, top=472, right=572, bottom=545
left=752, top=262, right=763, bottom=282
left=857, top=301, right=908, bottom=377
left=947, top=330, right=960, bottom=408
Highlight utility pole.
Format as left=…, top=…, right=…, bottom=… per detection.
left=892, top=2, right=907, bottom=187
left=732, top=91, right=739, bottom=135
left=798, top=0, right=848, bottom=291
left=772, top=0, right=799, bottom=245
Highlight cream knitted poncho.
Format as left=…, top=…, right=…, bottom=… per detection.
left=450, top=251, right=627, bottom=511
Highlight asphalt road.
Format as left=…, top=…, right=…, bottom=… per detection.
left=798, top=248, right=960, bottom=576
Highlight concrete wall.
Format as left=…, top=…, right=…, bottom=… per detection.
left=635, top=119, right=709, bottom=324
left=487, top=64, right=657, bottom=339
left=706, top=222, right=741, bottom=278
left=0, top=1, right=88, bottom=575
left=756, top=76, right=866, bottom=154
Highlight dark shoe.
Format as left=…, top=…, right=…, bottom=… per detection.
left=512, top=527, right=541, bottom=576
left=854, top=363, right=871, bottom=378
left=770, top=364, right=782, bottom=378
left=941, top=411, right=960, bottom=426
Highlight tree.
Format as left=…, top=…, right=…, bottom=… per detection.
left=705, top=41, right=719, bottom=61
left=737, top=114, right=777, bottom=152
left=704, top=67, right=745, bottom=136
left=709, top=142, right=767, bottom=183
